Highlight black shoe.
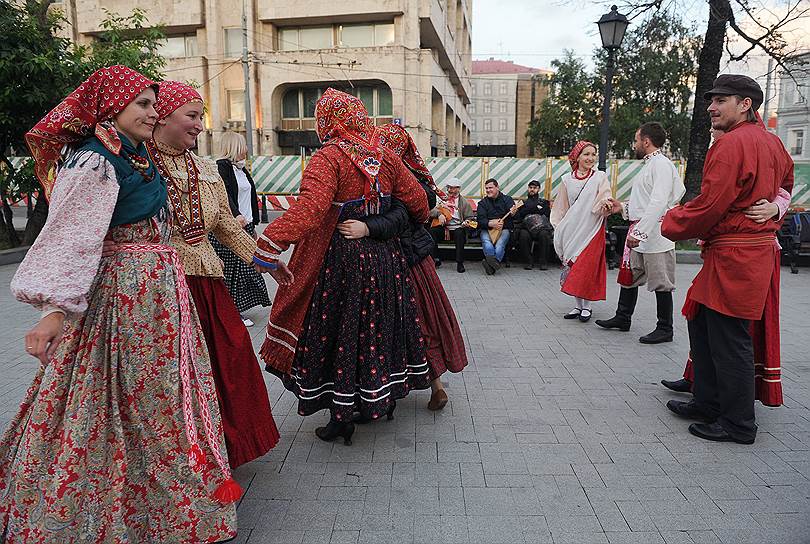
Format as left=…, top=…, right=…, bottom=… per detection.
left=457, top=262, right=466, bottom=273
left=596, top=287, right=637, bottom=331
left=595, top=316, right=631, bottom=331
left=639, top=328, right=673, bottom=344
left=524, top=264, right=533, bottom=270
left=315, top=421, right=355, bottom=445
left=482, top=259, right=495, bottom=275
left=689, top=422, right=755, bottom=445
left=661, top=378, right=692, bottom=393
left=578, top=309, right=592, bottom=323
left=504, top=261, right=510, bottom=268
left=538, top=262, right=548, bottom=270
left=666, top=400, right=715, bottom=423
left=564, top=308, right=581, bottom=320
left=434, top=258, right=442, bottom=268
left=486, top=255, right=501, bottom=271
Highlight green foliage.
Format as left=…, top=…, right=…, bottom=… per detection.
left=526, top=52, right=599, bottom=156
left=0, top=0, right=167, bottom=246
left=527, top=12, right=700, bottom=159
left=77, top=8, right=166, bottom=81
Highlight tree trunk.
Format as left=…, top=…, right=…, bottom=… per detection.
left=22, top=195, right=48, bottom=245
left=0, top=190, right=20, bottom=248
left=683, top=0, right=732, bottom=202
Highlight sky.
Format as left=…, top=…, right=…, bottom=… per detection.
left=471, top=0, right=810, bottom=109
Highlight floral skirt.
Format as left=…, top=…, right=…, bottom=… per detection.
left=0, top=222, right=237, bottom=543
left=282, top=233, right=431, bottom=421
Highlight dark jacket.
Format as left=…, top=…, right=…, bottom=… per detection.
left=216, top=158, right=260, bottom=226
left=362, top=183, right=436, bottom=267
left=515, top=195, right=551, bottom=228
left=477, top=192, right=516, bottom=231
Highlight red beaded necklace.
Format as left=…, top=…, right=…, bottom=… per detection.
left=573, top=168, right=593, bottom=180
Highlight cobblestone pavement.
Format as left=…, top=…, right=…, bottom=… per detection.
left=2, top=258, right=809, bottom=544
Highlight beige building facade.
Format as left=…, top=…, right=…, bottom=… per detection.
left=468, top=59, right=550, bottom=157
left=55, top=0, right=472, bottom=158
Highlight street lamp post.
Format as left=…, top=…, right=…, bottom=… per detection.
left=596, top=5, right=630, bottom=171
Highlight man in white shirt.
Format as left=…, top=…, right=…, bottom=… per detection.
left=597, top=122, right=686, bottom=344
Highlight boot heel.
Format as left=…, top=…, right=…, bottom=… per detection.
left=342, top=423, right=355, bottom=445
left=386, top=402, right=396, bottom=420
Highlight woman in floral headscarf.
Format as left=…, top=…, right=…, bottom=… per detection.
left=147, top=80, right=279, bottom=469
left=255, top=88, right=431, bottom=445
left=550, top=141, right=612, bottom=322
left=2, top=66, right=238, bottom=543
left=337, top=123, right=468, bottom=412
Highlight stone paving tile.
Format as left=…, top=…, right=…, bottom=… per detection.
left=1, top=261, right=810, bottom=543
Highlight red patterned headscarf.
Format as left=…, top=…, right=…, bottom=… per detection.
left=25, top=65, right=157, bottom=199
left=314, top=88, right=384, bottom=213
left=155, top=80, right=204, bottom=120
left=373, top=123, right=446, bottom=200
left=568, top=140, right=597, bottom=171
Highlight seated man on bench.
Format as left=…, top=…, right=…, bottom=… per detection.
left=513, top=180, right=553, bottom=270
left=429, top=178, right=476, bottom=273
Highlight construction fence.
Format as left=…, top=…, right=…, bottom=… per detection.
left=7, top=156, right=810, bottom=211
left=252, top=155, right=810, bottom=211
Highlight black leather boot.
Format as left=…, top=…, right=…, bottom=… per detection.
left=595, top=287, right=638, bottom=331
left=640, top=291, right=674, bottom=344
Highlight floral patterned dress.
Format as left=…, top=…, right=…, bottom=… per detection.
left=1, top=154, right=237, bottom=543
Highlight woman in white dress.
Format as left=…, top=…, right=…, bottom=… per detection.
left=550, top=140, right=612, bottom=322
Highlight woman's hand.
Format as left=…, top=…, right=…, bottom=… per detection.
left=25, top=312, right=65, bottom=365
left=235, top=215, right=248, bottom=228
left=336, top=220, right=369, bottom=240
left=743, top=199, right=779, bottom=223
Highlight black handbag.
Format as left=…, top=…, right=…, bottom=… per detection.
left=524, top=213, right=553, bottom=236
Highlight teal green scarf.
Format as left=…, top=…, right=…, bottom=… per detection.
left=72, top=132, right=167, bottom=227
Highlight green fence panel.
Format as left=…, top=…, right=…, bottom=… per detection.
left=251, top=156, right=302, bottom=194
left=424, top=157, right=482, bottom=197
left=792, top=163, right=810, bottom=209
left=487, top=158, right=547, bottom=198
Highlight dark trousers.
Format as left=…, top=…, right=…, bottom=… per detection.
left=429, top=226, right=467, bottom=263
left=516, top=228, right=551, bottom=265
left=689, top=304, right=757, bottom=441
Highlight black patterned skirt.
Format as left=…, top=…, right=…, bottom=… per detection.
left=209, top=223, right=271, bottom=313
left=282, top=231, right=431, bottom=421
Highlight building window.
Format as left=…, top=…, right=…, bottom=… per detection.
left=470, top=119, right=476, bottom=131
left=470, top=83, right=476, bottom=96
left=484, top=139, right=491, bottom=145
left=483, top=83, right=492, bottom=95
left=227, top=90, right=245, bottom=121
left=157, top=34, right=198, bottom=58
left=279, top=26, right=333, bottom=51
left=468, top=102, right=475, bottom=114
left=499, top=82, right=507, bottom=94
left=499, top=102, right=507, bottom=113
left=788, top=128, right=805, bottom=156
left=499, top=119, right=507, bottom=131
left=338, top=22, right=395, bottom=47
left=483, top=119, right=491, bottom=131
left=483, top=102, right=491, bottom=114
left=281, top=85, right=393, bottom=130
left=499, top=139, right=507, bottom=145
left=224, top=28, right=242, bottom=58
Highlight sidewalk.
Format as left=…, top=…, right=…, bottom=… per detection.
left=1, top=261, right=809, bottom=543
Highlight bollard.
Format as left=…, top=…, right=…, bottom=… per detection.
left=260, top=194, right=269, bottom=223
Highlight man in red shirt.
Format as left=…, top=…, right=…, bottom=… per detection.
left=661, top=74, right=793, bottom=445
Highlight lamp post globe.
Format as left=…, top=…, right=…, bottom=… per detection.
left=596, top=5, right=630, bottom=171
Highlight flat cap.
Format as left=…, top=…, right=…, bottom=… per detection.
left=704, top=74, right=763, bottom=109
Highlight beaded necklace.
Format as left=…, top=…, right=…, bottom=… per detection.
left=146, top=140, right=206, bottom=245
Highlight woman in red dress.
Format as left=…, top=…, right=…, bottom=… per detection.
left=550, top=141, right=612, bottom=322
left=148, top=81, right=279, bottom=468
left=337, top=123, right=468, bottom=411
left=255, top=89, right=431, bottom=444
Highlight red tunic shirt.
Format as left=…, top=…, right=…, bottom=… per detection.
left=661, top=122, right=794, bottom=320
left=256, top=144, right=429, bottom=374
